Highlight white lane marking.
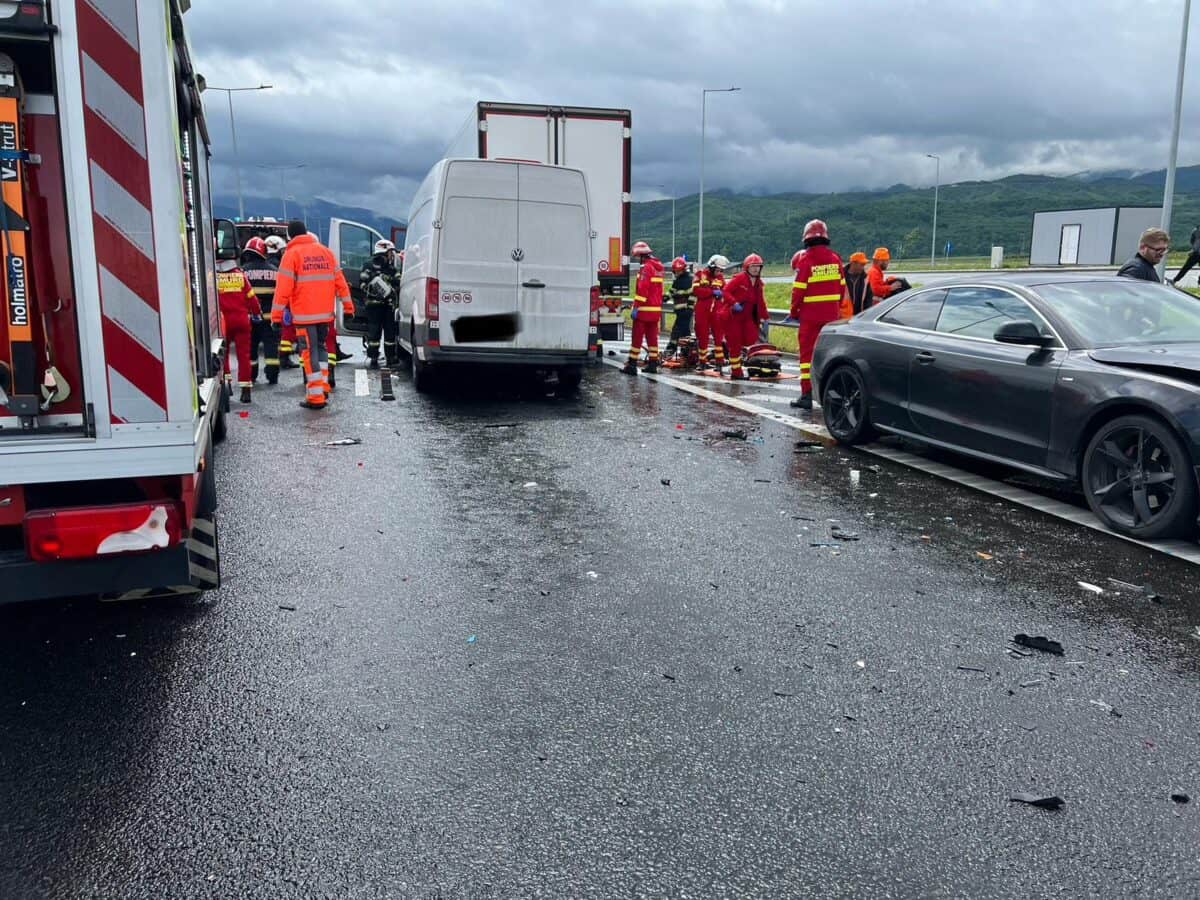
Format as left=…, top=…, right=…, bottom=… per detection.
left=355, top=368, right=369, bottom=397
left=602, top=356, right=1200, bottom=565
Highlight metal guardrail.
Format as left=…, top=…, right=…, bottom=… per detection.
left=616, top=298, right=799, bottom=328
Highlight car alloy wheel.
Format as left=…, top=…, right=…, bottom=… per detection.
left=821, top=366, right=877, bottom=444
left=1083, top=414, right=1198, bottom=539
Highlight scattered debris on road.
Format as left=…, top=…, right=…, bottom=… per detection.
left=467, top=635, right=477, bottom=644
left=1009, top=794, right=1065, bottom=811
left=1107, top=578, right=1163, bottom=604
left=975, top=551, right=994, bottom=561
left=1171, top=792, right=1190, bottom=804
left=831, top=527, right=860, bottom=542
left=772, top=690, right=794, bottom=698
left=586, top=571, right=599, bottom=579
left=722, top=429, right=748, bottom=440
left=957, top=665, right=987, bottom=674
left=865, top=465, right=883, bottom=474
left=849, top=469, right=861, bottom=487
left=1077, top=581, right=1105, bottom=595
left=1020, top=679, right=1044, bottom=688
left=522, top=482, right=538, bottom=489
left=1088, top=699, right=1122, bottom=718
left=660, top=478, right=671, bottom=486
left=662, top=673, right=676, bottom=682
left=278, top=604, right=297, bottom=612
left=323, top=437, right=362, bottom=446
left=1013, top=633, right=1065, bottom=656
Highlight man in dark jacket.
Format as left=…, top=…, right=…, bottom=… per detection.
left=1118, top=227, right=1169, bottom=282
left=359, top=239, right=402, bottom=368
left=1171, top=226, right=1200, bottom=285
left=844, top=252, right=874, bottom=314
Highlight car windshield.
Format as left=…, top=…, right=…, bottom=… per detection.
left=1035, top=280, right=1200, bottom=347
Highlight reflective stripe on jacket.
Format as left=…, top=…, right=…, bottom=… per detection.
left=791, top=245, right=846, bottom=324
left=272, top=234, right=353, bottom=325
left=633, top=256, right=665, bottom=318
left=723, top=271, right=767, bottom=320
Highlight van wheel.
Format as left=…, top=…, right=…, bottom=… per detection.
left=411, top=347, right=434, bottom=393
left=558, top=366, right=584, bottom=393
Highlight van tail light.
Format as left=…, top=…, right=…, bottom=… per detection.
left=590, top=285, right=601, bottom=326
left=25, top=502, right=185, bottom=562
left=425, top=277, right=440, bottom=321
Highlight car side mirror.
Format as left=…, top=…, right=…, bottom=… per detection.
left=994, top=320, right=1053, bottom=347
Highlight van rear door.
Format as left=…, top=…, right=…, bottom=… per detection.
left=436, top=162, right=519, bottom=349
left=514, top=165, right=591, bottom=351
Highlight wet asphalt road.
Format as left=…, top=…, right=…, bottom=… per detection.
left=4, top=356, right=1200, bottom=899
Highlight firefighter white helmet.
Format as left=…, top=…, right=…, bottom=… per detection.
left=374, top=239, right=395, bottom=255
left=264, top=235, right=287, bottom=254
left=707, top=254, right=730, bottom=269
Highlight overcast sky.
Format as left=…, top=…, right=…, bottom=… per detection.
left=187, top=0, right=1200, bottom=219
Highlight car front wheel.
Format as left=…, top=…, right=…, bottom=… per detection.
left=821, top=365, right=878, bottom=445
left=1082, top=413, right=1198, bottom=540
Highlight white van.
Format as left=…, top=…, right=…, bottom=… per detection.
left=398, top=159, right=595, bottom=391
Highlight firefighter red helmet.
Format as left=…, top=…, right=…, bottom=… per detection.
left=743, top=253, right=764, bottom=270
left=803, top=219, right=829, bottom=241
left=244, top=237, right=268, bottom=258
left=671, top=257, right=687, bottom=273
left=631, top=240, right=652, bottom=257
left=791, top=250, right=804, bottom=270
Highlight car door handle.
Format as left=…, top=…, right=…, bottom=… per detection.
left=915, top=351, right=935, bottom=365
left=522, top=279, right=545, bottom=289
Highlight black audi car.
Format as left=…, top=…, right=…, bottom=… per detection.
left=812, top=274, right=1200, bottom=540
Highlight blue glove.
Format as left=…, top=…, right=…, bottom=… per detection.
left=283, top=308, right=293, bottom=327
left=713, top=289, right=723, bottom=299
left=733, top=303, right=744, bottom=313
left=631, top=307, right=638, bottom=320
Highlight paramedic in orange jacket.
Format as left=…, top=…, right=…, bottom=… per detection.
left=789, top=220, right=846, bottom=410
left=271, top=220, right=353, bottom=410
left=722, top=253, right=768, bottom=380
left=621, top=240, right=665, bottom=375
left=216, top=257, right=261, bottom=404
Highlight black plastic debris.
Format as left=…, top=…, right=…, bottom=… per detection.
left=772, top=690, right=794, bottom=698
left=1009, top=794, right=1065, bottom=810
left=795, top=438, right=822, bottom=448
left=957, top=665, right=987, bottom=673
left=753, top=478, right=772, bottom=483
left=831, top=528, right=860, bottom=542
left=791, top=515, right=816, bottom=521
left=660, top=478, right=671, bottom=486
left=722, top=429, right=748, bottom=440
left=1171, top=792, right=1190, bottom=804
left=662, top=673, right=676, bottom=682
left=793, top=445, right=824, bottom=454
left=278, top=604, right=297, bottom=611
left=810, top=542, right=839, bottom=548
left=1013, top=633, right=1064, bottom=656
left=733, top=665, right=743, bottom=673
left=484, top=422, right=524, bottom=429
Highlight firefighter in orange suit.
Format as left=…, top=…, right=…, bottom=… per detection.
left=271, top=220, right=353, bottom=410
left=621, top=240, right=664, bottom=375
left=692, top=255, right=728, bottom=372
left=216, top=257, right=260, bottom=404
left=723, top=253, right=768, bottom=380
left=790, top=219, right=846, bottom=410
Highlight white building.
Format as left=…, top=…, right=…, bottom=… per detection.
left=1030, top=207, right=1162, bottom=266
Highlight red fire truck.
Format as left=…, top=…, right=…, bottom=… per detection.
left=0, top=0, right=233, bottom=603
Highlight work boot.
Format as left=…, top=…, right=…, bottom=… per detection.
left=334, top=346, right=353, bottom=362
left=298, top=399, right=325, bottom=410
left=790, top=394, right=813, bottom=410
left=265, top=365, right=279, bottom=385
left=620, top=361, right=638, bottom=376
left=280, top=355, right=299, bottom=369
left=730, top=370, right=749, bottom=381
left=328, top=367, right=336, bottom=389
left=644, top=360, right=660, bottom=374
left=239, top=386, right=251, bottom=404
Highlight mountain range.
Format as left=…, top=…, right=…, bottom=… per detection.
left=213, top=196, right=405, bottom=245
left=631, top=165, right=1200, bottom=263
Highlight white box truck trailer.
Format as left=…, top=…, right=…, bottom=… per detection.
left=446, top=102, right=632, bottom=349
left=0, top=0, right=231, bottom=604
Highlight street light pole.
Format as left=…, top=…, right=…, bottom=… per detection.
left=656, top=184, right=676, bottom=259
left=258, top=163, right=306, bottom=220
left=1161, top=0, right=1192, bottom=278
left=204, top=83, right=273, bottom=220
left=699, top=86, right=740, bottom=264
left=927, top=153, right=940, bottom=268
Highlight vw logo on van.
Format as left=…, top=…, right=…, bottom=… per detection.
left=511, top=248, right=525, bottom=262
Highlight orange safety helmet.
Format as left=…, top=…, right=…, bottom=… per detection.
left=849, top=251, right=869, bottom=265
left=803, top=219, right=829, bottom=241
left=244, top=236, right=268, bottom=258
left=631, top=240, right=652, bottom=257
left=872, top=247, right=891, bottom=262
left=671, top=256, right=687, bottom=273
left=791, top=250, right=804, bottom=270
left=743, top=253, right=764, bottom=270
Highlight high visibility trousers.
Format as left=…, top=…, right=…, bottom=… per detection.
left=694, top=301, right=714, bottom=356
left=222, top=316, right=253, bottom=391
left=296, top=323, right=331, bottom=407
left=726, top=313, right=759, bottom=376
left=628, top=317, right=660, bottom=363
left=250, top=319, right=279, bottom=381
left=709, top=309, right=729, bottom=364
left=365, top=303, right=398, bottom=363
left=798, top=319, right=830, bottom=396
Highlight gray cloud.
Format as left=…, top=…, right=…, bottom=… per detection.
left=186, top=0, right=1200, bottom=217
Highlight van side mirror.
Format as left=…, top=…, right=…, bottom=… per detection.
left=213, top=218, right=238, bottom=261
left=994, top=320, right=1053, bottom=346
